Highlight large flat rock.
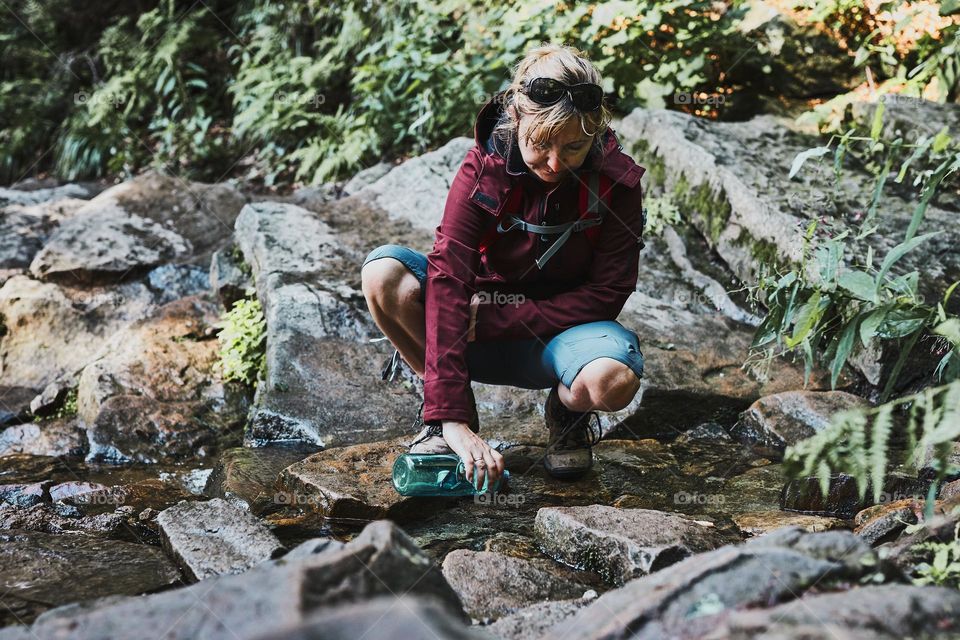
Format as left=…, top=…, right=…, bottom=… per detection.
left=156, top=497, right=284, bottom=581
left=534, top=505, right=726, bottom=586
left=0, top=528, right=181, bottom=626
left=234, top=201, right=417, bottom=446
left=23, top=520, right=465, bottom=640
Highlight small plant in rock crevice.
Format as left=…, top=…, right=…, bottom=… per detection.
left=911, top=522, right=960, bottom=589
left=215, top=291, right=267, bottom=388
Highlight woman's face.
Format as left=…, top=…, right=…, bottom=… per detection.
left=516, top=115, right=595, bottom=184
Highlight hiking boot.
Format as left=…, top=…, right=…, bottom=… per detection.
left=408, top=387, right=480, bottom=455
left=543, top=385, right=601, bottom=479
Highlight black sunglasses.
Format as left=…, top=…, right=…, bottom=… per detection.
left=520, top=77, right=604, bottom=112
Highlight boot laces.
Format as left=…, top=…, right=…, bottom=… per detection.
left=553, top=410, right=602, bottom=451
left=408, top=401, right=442, bottom=446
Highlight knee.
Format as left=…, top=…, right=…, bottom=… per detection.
left=571, top=359, right=641, bottom=411
left=361, top=258, right=420, bottom=310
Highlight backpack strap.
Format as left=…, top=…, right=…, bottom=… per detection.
left=478, top=173, right=614, bottom=269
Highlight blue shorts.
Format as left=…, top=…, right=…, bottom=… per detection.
left=362, top=244, right=644, bottom=389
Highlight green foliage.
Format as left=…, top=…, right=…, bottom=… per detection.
left=33, top=388, right=79, bottom=422
left=2, top=0, right=783, bottom=186
left=643, top=193, right=681, bottom=237
left=748, top=107, right=960, bottom=400
left=785, top=379, right=960, bottom=517
left=796, top=1, right=960, bottom=131
left=912, top=523, right=960, bottom=588
left=216, top=292, right=267, bottom=387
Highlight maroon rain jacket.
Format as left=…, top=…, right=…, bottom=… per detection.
left=423, top=94, right=647, bottom=424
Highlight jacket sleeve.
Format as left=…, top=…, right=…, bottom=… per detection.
left=422, top=146, right=491, bottom=424
left=473, top=181, right=644, bottom=342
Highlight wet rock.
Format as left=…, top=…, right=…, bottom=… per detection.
left=156, top=497, right=284, bottom=581
left=854, top=499, right=920, bottom=546
left=709, top=584, right=960, bottom=639
left=882, top=512, right=960, bottom=574
left=248, top=596, right=484, bottom=640
left=209, top=243, right=252, bottom=309
left=0, top=502, right=127, bottom=536
left=732, top=390, right=870, bottom=458
left=780, top=473, right=929, bottom=519
left=0, top=481, right=50, bottom=507
left=30, top=204, right=190, bottom=283
left=484, top=598, right=587, bottom=640
left=277, top=436, right=429, bottom=523
left=53, top=479, right=193, bottom=517
left=441, top=549, right=589, bottom=622
left=0, top=274, right=160, bottom=390
left=26, top=520, right=465, bottom=639
left=534, top=505, right=725, bottom=586
left=204, top=442, right=321, bottom=515
left=545, top=528, right=879, bottom=639
left=0, top=528, right=181, bottom=626
left=732, top=510, right=847, bottom=537
left=674, top=421, right=731, bottom=443
left=49, top=481, right=109, bottom=502
left=0, top=418, right=87, bottom=457
left=353, top=138, right=474, bottom=232
left=234, top=201, right=416, bottom=446
left=0, top=386, right=38, bottom=426
left=85, top=394, right=219, bottom=463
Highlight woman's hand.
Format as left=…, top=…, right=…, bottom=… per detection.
left=467, top=294, right=479, bottom=342
left=442, top=421, right=505, bottom=490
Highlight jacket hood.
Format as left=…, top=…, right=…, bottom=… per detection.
left=472, top=91, right=644, bottom=189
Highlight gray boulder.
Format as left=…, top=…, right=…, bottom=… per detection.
left=26, top=520, right=466, bottom=639
left=442, top=549, right=590, bottom=622
left=234, top=201, right=416, bottom=446
left=156, top=497, right=284, bottom=581
left=534, top=505, right=725, bottom=586
left=0, top=528, right=181, bottom=627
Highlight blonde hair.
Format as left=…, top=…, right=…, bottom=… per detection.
left=492, top=43, right=612, bottom=160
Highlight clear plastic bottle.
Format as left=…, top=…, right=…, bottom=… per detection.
left=392, top=453, right=509, bottom=496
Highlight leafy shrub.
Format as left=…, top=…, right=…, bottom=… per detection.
left=748, top=102, right=960, bottom=399
left=912, top=522, right=960, bottom=588
left=216, top=293, right=267, bottom=387
left=785, top=378, right=960, bottom=518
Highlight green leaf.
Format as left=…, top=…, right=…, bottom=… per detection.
left=789, top=146, right=831, bottom=180
left=838, top=269, right=878, bottom=303
left=831, top=318, right=859, bottom=389
left=876, top=232, right=940, bottom=291
left=860, top=307, right=888, bottom=347
left=870, top=101, right=885, bottom=142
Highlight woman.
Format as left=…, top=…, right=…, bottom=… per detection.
left=361, top=43, right=646, bottom=490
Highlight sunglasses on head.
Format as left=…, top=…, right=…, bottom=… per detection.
left=520, top=77, right=604, bottom=112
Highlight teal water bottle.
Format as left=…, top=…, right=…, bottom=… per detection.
left=392, top=453, right=509, bottom=496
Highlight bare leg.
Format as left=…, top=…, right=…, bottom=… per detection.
left=558, top=357, right=641, bottom=412
left=361, top=258, right=427, bottom=377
